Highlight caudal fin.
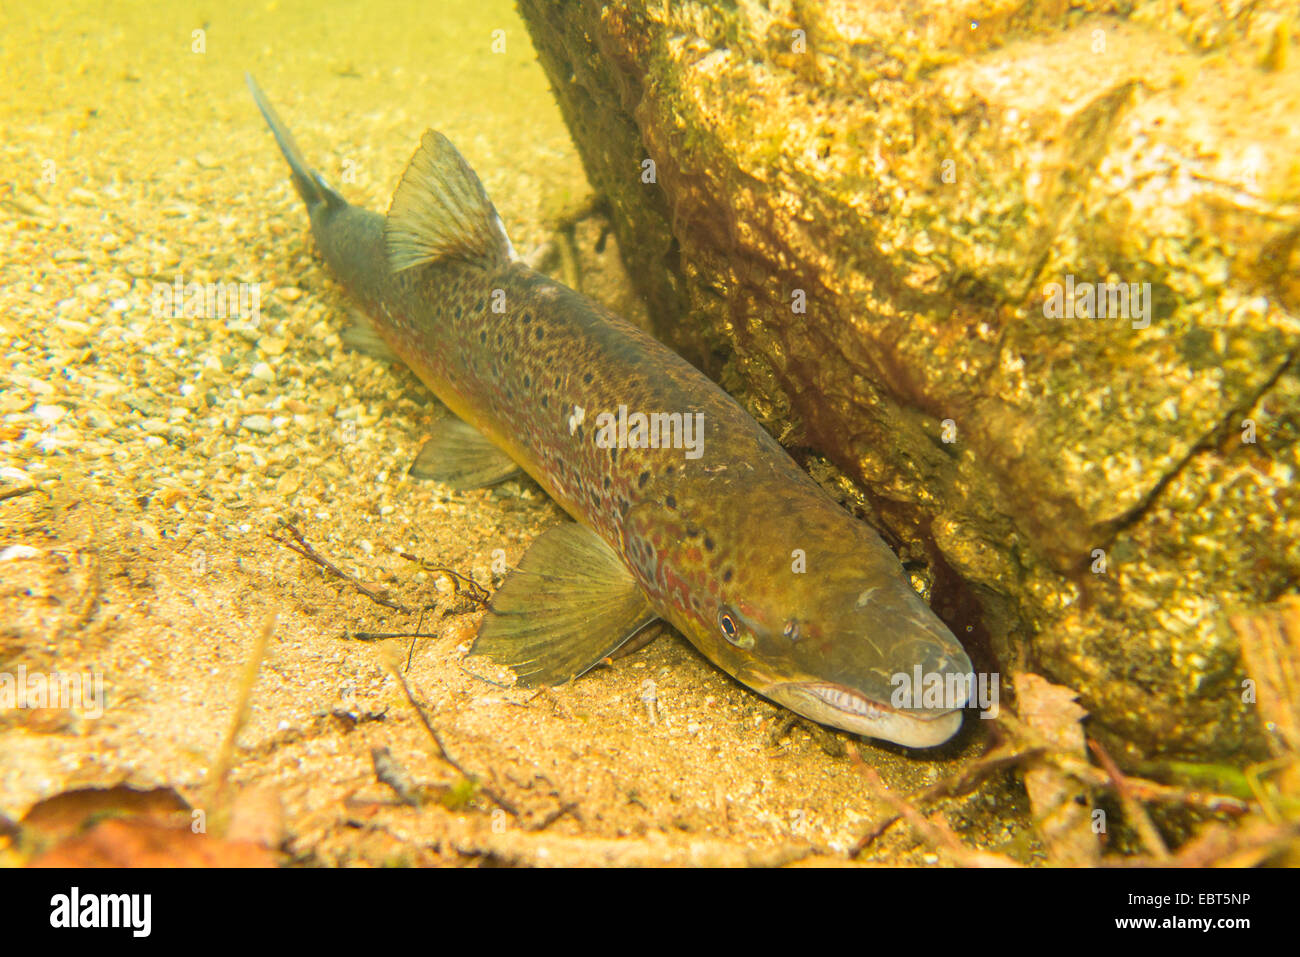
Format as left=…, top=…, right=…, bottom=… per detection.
left=245, top=73, right=344, bottom=211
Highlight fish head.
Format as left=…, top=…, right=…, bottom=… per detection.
left=666, top=484, right=973, bottom=748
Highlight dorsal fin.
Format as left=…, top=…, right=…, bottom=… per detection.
left=384, top=129, right=516, bottom=272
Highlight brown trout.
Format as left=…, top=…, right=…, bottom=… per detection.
left=248, top=76, right=974, bottom=747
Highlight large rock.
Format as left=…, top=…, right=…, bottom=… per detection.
left=516, top=0, right=1300, bottom=765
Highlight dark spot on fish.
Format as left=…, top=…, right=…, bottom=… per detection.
left=603, top=476, right=611, bottom=489
left=665, top=465, right=675, bottom=476
left=535, top=328, right=544, bottom=341
left=541, top=395, right=548, bottom=407
left=704, top=536, right=715, bottom=551
left=553, top=375, right=561, bottom=388
left=583, top=372, right=593, bottom=384
left=638, top=470, right=650, bottom=488
left=609, top=447, right=618, bottom=463
left=475, top=298, right=484, bottom=312
left=456, top=305, right=463, bottom=319
left=523, top=311, right=532, bottom=324
left=665, top=494, right=676, bottom=509
left=479, top=330, right=487, bottom=344
left=523, top=374, right=530, bottom=387
left=722, top=567, right=734, bottom=583
left=497, top=333, right=504, bottom=346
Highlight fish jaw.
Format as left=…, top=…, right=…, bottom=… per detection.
left=642, top=484, right=977, bottom=749
left=752, top=606, right=973, bottom=748
left=765, top=681, right=964, bottom=748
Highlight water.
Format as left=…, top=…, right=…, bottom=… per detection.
left=1, top=0, right=990, bottom=867
left=4, top=1, right=1293, bottom=871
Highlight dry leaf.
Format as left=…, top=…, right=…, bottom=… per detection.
left=21, top=785, right=190, bottom=845
left=1016, top=672, right=1099, bottom=866
left=28, top=818, right=276, bottom=867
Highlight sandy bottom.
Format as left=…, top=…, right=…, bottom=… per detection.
left=0, top=0, right=1026, bottom=866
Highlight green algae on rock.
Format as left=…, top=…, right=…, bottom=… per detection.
left=516, top=0, right=1300, bottom=764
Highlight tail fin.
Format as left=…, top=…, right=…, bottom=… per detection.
left=245, top=73, right=345, bottom=211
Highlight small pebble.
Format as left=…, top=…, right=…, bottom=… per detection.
left=241, top=415, right=274, bottom=435
left=0, top=545, right=40, bottom=562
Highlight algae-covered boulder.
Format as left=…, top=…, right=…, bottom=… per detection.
left=516, top=0, right=1300, bottom=765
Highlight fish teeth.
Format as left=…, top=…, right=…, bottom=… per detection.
left=807, top=683, right=881, bottom=717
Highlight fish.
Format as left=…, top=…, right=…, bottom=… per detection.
left=246, top=74, right=975, bottom=748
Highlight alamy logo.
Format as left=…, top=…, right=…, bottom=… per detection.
left=0, top=666, right=104, bottom=718
left=49, top=887, right=151, bottom=937
left=151, top=273, right=262, bottom=324
left=1042, top=274, right=1151, bottom=329
left=890, top=667, right=1000, bottom=718
left=593, top=405, right=705, bottom=460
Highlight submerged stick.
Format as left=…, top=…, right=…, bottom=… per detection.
left=210, top=612, right=276, bottom=833
left=270, top=519, right=409, bottom=613
left=380, top=651, right=519, bottom=817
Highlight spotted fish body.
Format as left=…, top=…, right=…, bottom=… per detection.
left=249, top=76, right=974, bottom=748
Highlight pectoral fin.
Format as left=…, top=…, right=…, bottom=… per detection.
left=471, top=523, right=657, bottom=686
left=408, top=416, right=523, bottom=489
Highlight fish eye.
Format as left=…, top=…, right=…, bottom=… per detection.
left=719, top=610, right=737, bottom=638
left=717, top=607, right=754, bottom=649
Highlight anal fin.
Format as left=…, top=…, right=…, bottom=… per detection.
left=408, top=416, right=523, bottom=490
left=471, top=523, right=658, bottom=687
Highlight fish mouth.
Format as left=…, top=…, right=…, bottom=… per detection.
left=768, top=681, right=964, bottom=749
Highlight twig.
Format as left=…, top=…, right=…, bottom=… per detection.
left=57, top=493, right=102, bottom=643
left=210, top=612, right=276, bottom=833
left=527, top=801, right=579, bottom=832
left=347, top=630, right=438, bottom=641
left=997, top=712, right=1254, bottom=814
left=381, top=652, right=519, bottom=817
left=60, top=546, right=102, bottom=642
left=396, top=550, right=490, bottom=606
left=1089, top=737, right=1170, bottom=860
left=371, top=747, right=420, bottom=807
left=851, top=739, right=1041, bottom=856
left=527, top=686, right=575, bottom=720
left=848, top=746, right=1021, bottom=867
left=407, top=607, right=426, bottom=672
left=1106, top=818, right=1300, bottom=868
left=270, top=519, right=409, bottom=613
